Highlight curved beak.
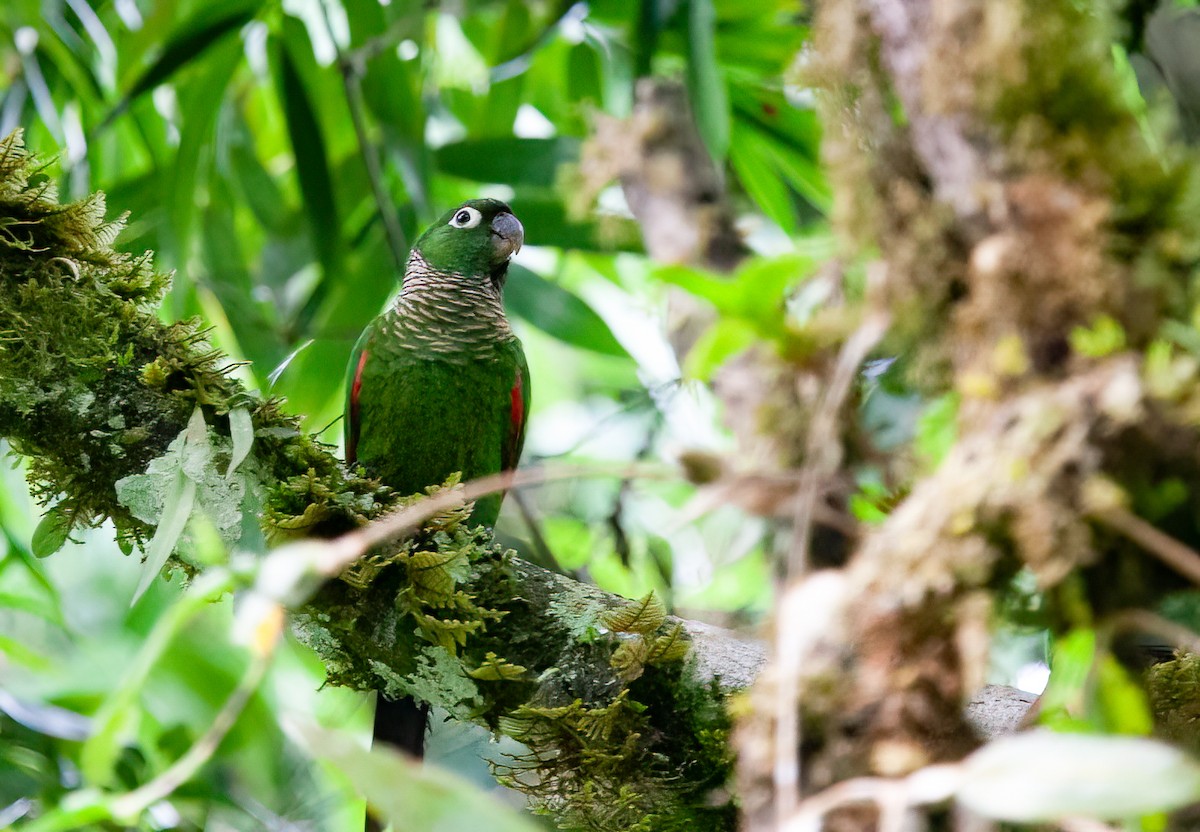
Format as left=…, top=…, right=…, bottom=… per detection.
left=490, top=211, right=524, bottom=261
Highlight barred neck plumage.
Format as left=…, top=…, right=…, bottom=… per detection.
left=386, top=251, right=513, bottom=360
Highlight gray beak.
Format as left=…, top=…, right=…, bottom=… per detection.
left=491, top=212, right=524, bottom=260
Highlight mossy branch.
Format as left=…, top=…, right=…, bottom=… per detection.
left=0, top=129, right=754, bottom=831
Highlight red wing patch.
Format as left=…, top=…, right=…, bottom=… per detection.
left=347, top=349, right=370, bottom=464
left=502, top=367, right=526, bottom=473
left=509, top=369, right=524, bottom=432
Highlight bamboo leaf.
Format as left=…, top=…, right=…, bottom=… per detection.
left=685, top=0, right=730, bottom=162
left=505, top=265, right=628, bottom=357
left=100, top=0, right=257, bottom=130
left=433, top=138, right=579, bottom=187
left=274, top=17, right=342, bottom=331
left=729, top=121, right=797, bottom=232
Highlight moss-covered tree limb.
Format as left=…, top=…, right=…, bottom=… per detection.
left=0, top=129, right=744, bottom=830
left=734, top=1, right=1200, bottom=828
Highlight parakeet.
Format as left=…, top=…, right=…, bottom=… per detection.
left=344, top=199, right=529, bottom=760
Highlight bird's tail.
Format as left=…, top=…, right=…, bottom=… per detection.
left=364, top=694, right=429, bottom=832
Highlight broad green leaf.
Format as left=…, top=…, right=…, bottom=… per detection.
left=475, top=0, right=532, bottom=134
left=958, top=731, right=1200, bottom=821
left=434, top=13, right=489, bottom=93
left=685, top=0, right=730, bottom=162
left=291, top=721, right=540, bottom=832
left=654, top=263, right=738, bottom=310
left=199, top=198, right=286, bottom=376
left=166, top=34, right=244, bottom=269
left=567, top=42, right=604, bottom=104
left=508, top=196, right=639, bottom=251
left=731, top=254, right=817, bottom=322
left=275, top=17, right=342, bottom=331
left=505, top=264, right=628, bottom=357
left=31, top=506, right=72, bottom=558
left=227, top=138, right=293, bottom=235
left=343, top=0, right=423, bottom=144
left=0, top=633, right=50, bottom=668
left=1038, top=627, right=1097, bottom=731
left=434, top=138, right=579, bottom=188
left=657, top=253, right=814, bottom=332
left=1070, top=314, right=1127, bottom=357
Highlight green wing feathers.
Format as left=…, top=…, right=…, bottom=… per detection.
left=344, top=327, right=373, bottom=466
left=503, top=343, right=531, bottom=473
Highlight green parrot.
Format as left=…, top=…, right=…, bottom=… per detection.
left=344, top=198, right=529, bottom=759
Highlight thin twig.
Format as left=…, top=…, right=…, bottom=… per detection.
left=609, top=416, right=661, bottom=567
left=274, top=462, right=674, bottom=593
left=1091, top=507, right=1200, bottom=587
left=785, top=764, right=961, bottom=832
left=774, top=310, right=889, bottom=825
left=511, top=487, right=559, bottom=571
left=1104, top=608, right=1200, bottom=657
left=110, top=619, right=280, bottom=819
left=786, top=311, right=889, bottom=579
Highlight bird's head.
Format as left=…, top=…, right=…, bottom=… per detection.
left=412, top=198, right=524, bottom=290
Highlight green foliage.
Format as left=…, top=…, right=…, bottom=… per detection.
left=29, top=507, right=71, bottom=558
left=913, top=392, right=959, bottom=470
left=295, top=722, right=541, bottom=832
left=1071, top=314, right=1128, bottom=358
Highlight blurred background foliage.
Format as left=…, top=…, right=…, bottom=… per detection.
left=0, top=0, right=832, bottom=827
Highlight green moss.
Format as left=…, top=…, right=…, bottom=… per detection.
left=1148, top=653, right=1200, bottom=749
left=297, top=532, right=736, bottom=831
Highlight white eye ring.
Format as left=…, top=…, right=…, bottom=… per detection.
left=448, top=206, right=483, bottom=229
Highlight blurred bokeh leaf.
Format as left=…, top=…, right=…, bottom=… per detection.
left=506, top=264, right=629, bottom=357
left=685, top=0, right=729, bottom=162
left=958, top=731, right=1200, bottom=821
left=292, top=720, right=541, bottom=832
left=103, top=0, right=259, bottom=128
left=435, top=137, right=579, bottom=187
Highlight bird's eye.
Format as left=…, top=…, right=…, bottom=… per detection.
left=448, top=206, right=483, bottom=229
